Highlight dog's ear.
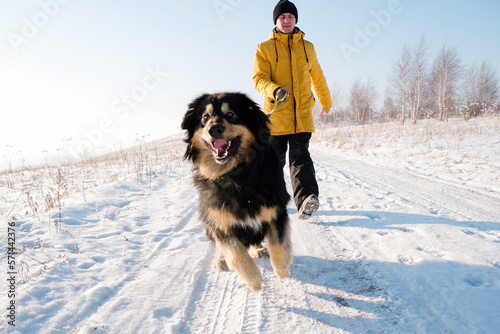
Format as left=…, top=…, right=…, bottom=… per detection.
left=181, top=94, right=208, bottom=132
left=181, top=94, right=209, bottom=161
left=237, top=93, right=270, bottom=140
left=250, top=97, right=270, bottom=129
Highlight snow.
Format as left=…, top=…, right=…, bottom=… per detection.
left=1, top=117, right=499, bottom=333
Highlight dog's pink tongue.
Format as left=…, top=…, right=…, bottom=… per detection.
left=212, top=139, right=228, bottom=150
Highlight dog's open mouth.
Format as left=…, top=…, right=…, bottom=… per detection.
left=209, top=137, right=239, bottom=163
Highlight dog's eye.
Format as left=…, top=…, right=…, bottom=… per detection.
left=225, top=111, right=235, bottom=118
left=202, top=113, right=210, bottom=122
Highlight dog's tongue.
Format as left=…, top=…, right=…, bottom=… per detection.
left=212, top=139, right=228, bottom=151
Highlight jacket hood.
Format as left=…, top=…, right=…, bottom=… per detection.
left=269, top=27, right=305, bottom=43
left=269, top=27, right=308, bottom=64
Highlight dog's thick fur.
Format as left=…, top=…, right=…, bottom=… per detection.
left=181, top=92, right=292, bottom=292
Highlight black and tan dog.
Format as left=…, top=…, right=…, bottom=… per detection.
left=181, top=92, right=292, bottom=292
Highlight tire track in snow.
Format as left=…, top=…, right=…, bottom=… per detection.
left=182, top=252, right=275, bottom=334
left=310, top=147, right=500, bottom=332
left=70, top=179, right=206, bottom=332
left=185, top=264, right=250, bottom=333
left=312, top=147, right=500, bottom=223
left=239, top=288, right=261, bottom=334
left=289, top=213, right=396, bottom=333
left=183, top=257, right=272, bottom=333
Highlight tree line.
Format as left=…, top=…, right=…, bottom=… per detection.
left=320, top=36, right=500, bottom=125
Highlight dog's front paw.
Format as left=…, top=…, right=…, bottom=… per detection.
left=249, top=280, right=263, bottom=292
left=270, top=253, right=292, bottom=279
left=248, top=245, right=269, bottom=258
left=274, top=266, right=290, bottom=279
left=212, top=258, right=228, bottom=271
left=274, top=268, right=290, bottom=279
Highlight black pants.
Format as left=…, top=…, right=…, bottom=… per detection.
left=271, top=133, right=319, bottom=210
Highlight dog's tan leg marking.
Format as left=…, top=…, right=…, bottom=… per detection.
left=246, top=206, right=275, bottom=258
left=216, top=240, right=263, bottom=292
left=266, top=222, right=293, bottom=279
left=206, top=207, right=236, bottom=233
left=248, top=244, right=269, bottom=258
left=258, top=206, right=278, bottom=222
left=212, top=250, right=228, bottom=271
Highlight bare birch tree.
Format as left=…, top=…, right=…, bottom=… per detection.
left=409, top=36, right=429, bottom=124
left=390, top=45, right=411, bottom=124
left=329, top=82, right=345, bottom=124
left=362, top=76, right=378, bottom=123
left=461, top=60, right=499, bottom=118
left=350, top=77, right=363, bottom=124
left=381, top=91, right=399, bottom=121
left=350, top=76, right=377, bottom=125
left=431, top=45, right=462, bottom=121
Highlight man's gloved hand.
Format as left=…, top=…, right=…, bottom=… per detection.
left=275, top=87, right=289, bottom=103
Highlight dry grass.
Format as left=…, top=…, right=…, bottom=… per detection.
left=314, top=116, right=500, bottom=156
left=313, top=115, right=500, bottom=192
left=3, top=116, right=499, bottom=224
left=0, top=136, right=185, bottom=225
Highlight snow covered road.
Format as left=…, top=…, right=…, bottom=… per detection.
left=308, top=146, right=500, bottom=333
left=2, top=133, right=499, bottom=333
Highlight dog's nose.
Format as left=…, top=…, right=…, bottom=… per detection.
left=208, top=124, right=224, bottom=138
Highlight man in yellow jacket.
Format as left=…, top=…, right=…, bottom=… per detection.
left=253, top=0, right=332, bottom=219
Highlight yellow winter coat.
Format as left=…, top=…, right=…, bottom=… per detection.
left=253, top=28, right=332, bottom=135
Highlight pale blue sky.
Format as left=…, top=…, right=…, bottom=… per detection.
left=1, top=0, right=499, bottom=168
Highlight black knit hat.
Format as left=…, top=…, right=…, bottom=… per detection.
left=273, top=0, right=298, bottom=25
